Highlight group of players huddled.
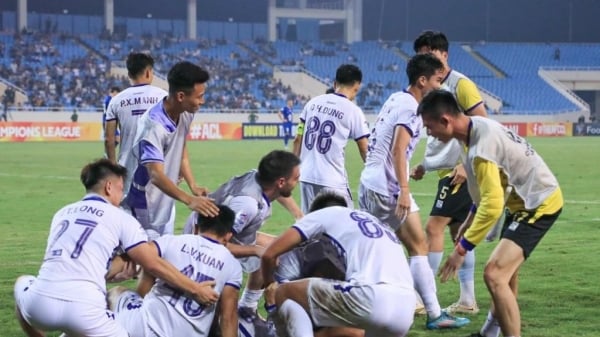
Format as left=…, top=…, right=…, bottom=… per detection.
left=14, top=31, right=563, bottom=337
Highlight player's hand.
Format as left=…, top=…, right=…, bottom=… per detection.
left=410, top=164, right=426, bottom=181
left=395, top=191, right=411, bottom=224
left=191, top=185, right=209, bottom=197
left=187, top=196, right=219, bottom=217
left=177, top=175, right=185, bottom=186
left=438, top=250, right=465, bottom=283
left=450, top=164, right=467, bottom=185
left=191, top=280, right=219, bottom=306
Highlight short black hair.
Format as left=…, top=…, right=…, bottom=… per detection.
left=80, top=158, right=127, bottom=191
left=325, top=87, right=335, bottom=94
left=256, top=150, right=300, bottom=186
left=309, top=191, right=348, bottom=213
left=167, top=61, right=210, bottom=95
left=109, top=86, right=120, bottom=94
left=417, top=89, right=462, bottom=120
left=335, top=64, right=362, bottom=87
left=406, top=53, right=444, bottom=85
left=196, top=205, right=236, bottom=237
left=126, top=52, right=155, bottom=79
left=413, top=30, right=449, bottom=53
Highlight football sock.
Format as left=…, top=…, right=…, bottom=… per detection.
left=458, top=250, right=476, bottom=306
left=480, top=311, right=501, bottom=337
left=428, top=251, right=444, bottom=273
left=279, top=299, right=314, bottom=337
left=239, top=288, right=264, bottom=310
left=410, top=255, right=442, bottom=318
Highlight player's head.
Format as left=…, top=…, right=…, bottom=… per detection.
left=407, top=53, right=445, bottom=94
left=126, top=52, right=155, bottom=82
left=287, top=99, right=294, bottom=107
left=167, top=61, right=210, bottom=114
left=80, top=158, right=127, bottom=206
left=334, top=64, right=362, bottom=101
left=309, top=191, right=348, bottom=213
left=196, top=205, right=236, bottom=243
left=109, top=86, right=120, bottom=96
left=417, top=89, right=462, bottom=143
left=413, top=30, right=449, bottom=64
left=256, top=150, right=301, bottom=198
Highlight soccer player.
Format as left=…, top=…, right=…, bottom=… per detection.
left=293, top=64, right=370, bottom=213
left=278, top=99, right=294, bottom=149
left=261, top=191, right=416, bottom=337
left=108, top=206, right=242, bottom=337
left=103, top=86, right=121, bottom=152
left=419, top=90, right=563, bottom=337
left=104, top=53, right=166, bottom=180
left=182, top=150, right=301, bottom=324
left=358, top=53, right=468, bottom=329
left=13, top=159, right=218, bottom=337
left=125, top=61, right=218, bottom=240
left=411, top=30, right=488, bottom=315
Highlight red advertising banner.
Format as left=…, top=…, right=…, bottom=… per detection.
left=527, top=122, right=573, bottom=137
left=0, top=122, right=103, bottom=142
left=501, top=122, right=527, bottom=137
left=186, top=122, right=242, bottom=140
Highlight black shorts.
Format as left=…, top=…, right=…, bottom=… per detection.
left=501, top=208, right=562, bottom=259
left=429, top=176, right=472, bottom=223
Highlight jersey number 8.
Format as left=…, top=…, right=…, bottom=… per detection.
left=304, top=116, right=336, bottom=154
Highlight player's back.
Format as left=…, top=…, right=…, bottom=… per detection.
left=106, top=85, right=167, bottom=177
left=299, top=93, right=369, bottom=189
left=361, top=90, right=422, bottom=197
left=294, top=206, right=413, bottom=288
left=36, top=195, right=146, bottom=305
left=143, top=234, right=242, bottom=337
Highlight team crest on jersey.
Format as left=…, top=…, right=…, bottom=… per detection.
left=436, top=200, right=444, bottom=208
left=236, top=213, right=249, bottom=226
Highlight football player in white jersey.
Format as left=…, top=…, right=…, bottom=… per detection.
left=108, top=205, right=242, bottom=337
left=182, top=150, right=301, bottom=327
left=419, top=90, right=563, bottom=337
left=13, top=159, right=218, bottom=337
left=104, top=52, right=167, bottom=196
left=358, top=54, right=469, bottom=330
left=125, top=61, right=218, bottom=240
left=411, top=31, right=489, bottom=315
left=293, top=64, right=370, bottom=212
left=261, top=191, right=416, bottom=337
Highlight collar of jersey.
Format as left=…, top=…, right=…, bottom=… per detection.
left=441, top=68, right=453, bottom=84
left=262, top=192, right=271, bottom=207
left=333, top=93, right=347, bottom=99
left=466, top=118, right=473, bottom=147
left=82, top=193, right=109, bottom=203
left=201, top=235, right=220, bottom=244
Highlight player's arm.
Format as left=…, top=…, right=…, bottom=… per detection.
left=458, top=157, right=504, bottom=250
left=261, top=227, right=304, bottom=286
left=104, top=120, right=118, bottom=163
left=179, top=142, right=208, bottom=196
left=136, top=269, right=156, bottom=297
left=219, top=285, right=240, bottom=337
left=126, top=242, right=219, bottom=305
left=226, top=242, right=264, bottom=258
left=456, top=78, right=487, bottom=117
left=355, top=136, right=369, bottom=162
left=392, top=125, right=412, bottom=220
left=277, top=108, right=285, bottom=122
left=292, top=120, right=305, bottom=156
left=276, top=195, right=303, bottom=219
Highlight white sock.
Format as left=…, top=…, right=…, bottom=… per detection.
left=410, top=255, right=441, bottom=318
left=239, top=288, right=264, bottom=309
left=428, top=251, right=444, bottom=274
left=279, top=299, right=314, bottom=337
left=480, top=310, right=501, bottom=337
left=458, top=250, right=476, bottom=306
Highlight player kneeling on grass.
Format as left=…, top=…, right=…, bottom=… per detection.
left=261, top=191, right=416, bottom=337
left=13, top=158, right=217, bottom=337
left=107, top=206, right=242, bottom=337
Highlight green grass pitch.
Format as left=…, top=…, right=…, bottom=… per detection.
left=0, top=137, right=599, bottom=336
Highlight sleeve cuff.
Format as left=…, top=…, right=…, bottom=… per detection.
left=292, top=226, right=308, bottom=241
left=459, top=237, right=476, bottom=251
left=470, top=204, right=477, bottom=213
left=152, top=241, right=162, bottom=257
left=354, top=134, right=370, bottom=141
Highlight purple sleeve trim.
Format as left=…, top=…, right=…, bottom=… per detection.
left=460, top=237, right=476, bottom=251
left=465, top=101, right=484, bottom=114
left=152, top=241, right=162, bottom=257
left=225, top=282, right=241, bottom=290
left=291, top=226, right=308, bottom=241
left=124, top=240, right=147, bottom=252
left=354, top=134, right=370, bottom=141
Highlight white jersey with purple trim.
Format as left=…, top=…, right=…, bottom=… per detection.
left=360, top=90, right=422, bottom=197
left=291, top=206, right=412, bottom=288
left=142, top=234, right=242, bottom=337
left=105, top=85, right=167, bottom=194
left=126, top=101, right=194, bottom=234
left=34, top=193, right=148, bottom=306
left=182, top=170, right=271, bottom=245
left=299, top=93, right=370, bottom=189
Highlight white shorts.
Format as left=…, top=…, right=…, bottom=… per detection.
left=238, top=255, right=261, bottom=273
left=358, top=184, right=419, bottom=231
left=114, top=290, right=145, bottom=337
left=300, top=182, right=353, bottom=214
left=14, top=276, right=129, bottom=337
left=307, top=278, right=415, bottom=337
left=131, top=204, right=177, bottom=240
